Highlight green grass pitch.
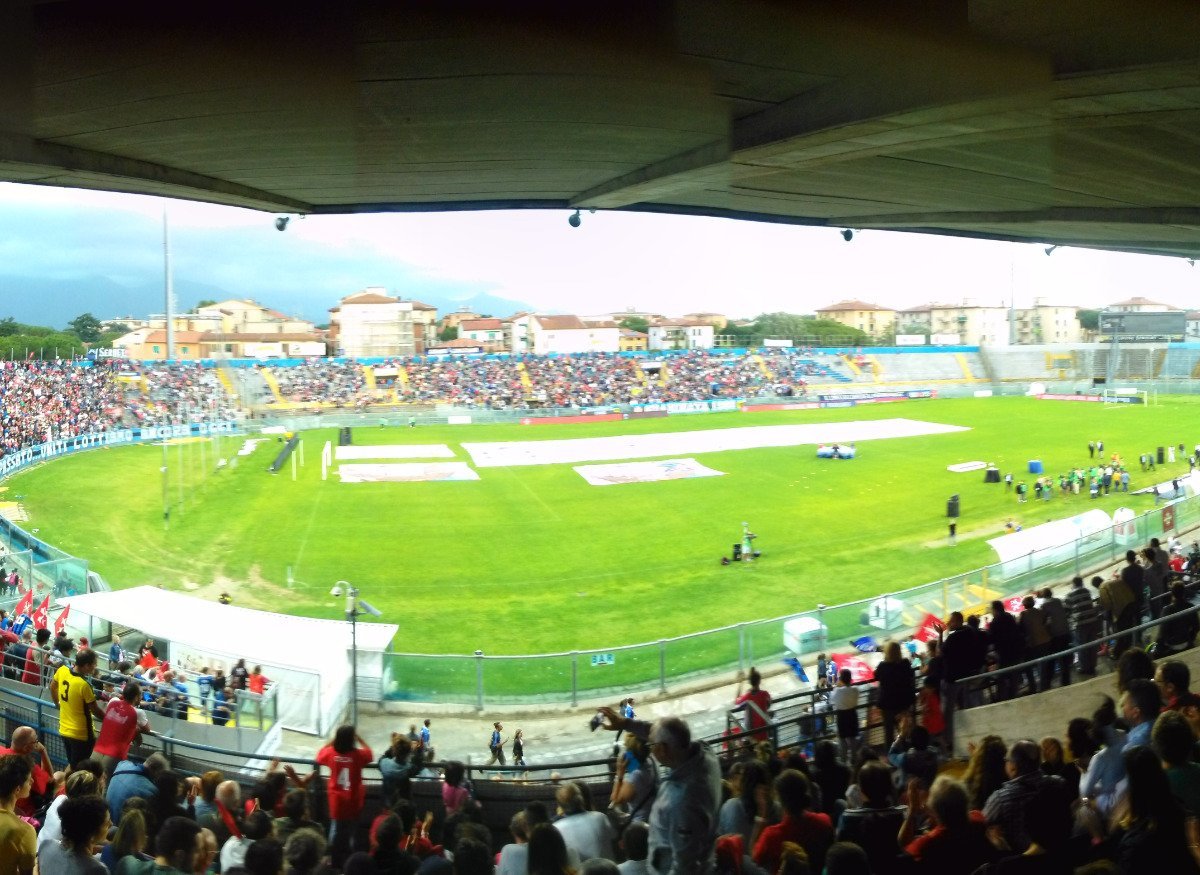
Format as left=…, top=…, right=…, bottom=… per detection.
left=9, top=396, right=1200, bottom=660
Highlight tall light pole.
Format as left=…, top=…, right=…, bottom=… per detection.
left=330, top=581, right=382, bottom=726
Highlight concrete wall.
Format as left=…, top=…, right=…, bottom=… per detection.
left=953, top=644, right=1200, bottom=756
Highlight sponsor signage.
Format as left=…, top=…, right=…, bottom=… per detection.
left=1039, top=393, right=1143, bottom=404
left=0, top=421, right=240, bottom=479
left=628, top=399, right=739, bottom=414
left=816, top=389, right=935, bottom=403
left=895, top=334, right=928, bottom=346
left=1098, top=311, right=1186, bottom=341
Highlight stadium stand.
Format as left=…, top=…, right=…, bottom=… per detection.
left=870, top=351, right=983, bottom=382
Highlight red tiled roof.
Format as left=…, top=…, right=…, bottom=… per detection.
left=342, top=292, right=398, bottom=305
left=430, top=338, right=485, bottom=348
left=460, top=318, right=504, bottom=331
left=535, top=315, right=587, bottom=330
left=816, top=300, right=895, bottom=312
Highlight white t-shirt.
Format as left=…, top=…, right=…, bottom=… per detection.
left=829, top=685, right=859, bottom=711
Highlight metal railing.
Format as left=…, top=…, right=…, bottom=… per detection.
left=384, top=494, right=1200, bottom=706
left=950, top=597, right=1200, bottom=713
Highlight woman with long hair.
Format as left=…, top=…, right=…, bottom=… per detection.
left=1108, top=745, right=1199, bottom=870
left=718, top=759, right=777, bottom=848
left=99, top=803, right=152, bottom=871
left=962, top=735, right=1007, bottom=811
left=315, top=724, right=374, bottom=866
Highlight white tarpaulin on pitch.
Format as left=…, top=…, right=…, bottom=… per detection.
left=335, top=445, right=455, bottom=460
left=464, top=419, right=968, bottom=467
left=986, top=509, right=1113, bottom=579
left=574, top=458, right=725, bottom=486
left=58, top=587, right=397, bottom=735
left=338, top=462, right=479, bottom=482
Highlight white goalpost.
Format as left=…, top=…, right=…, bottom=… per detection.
left=321, top=440, right=332, bottom=481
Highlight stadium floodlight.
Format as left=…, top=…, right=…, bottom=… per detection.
left=1044, top=244, right=1059, bottom=256
left=274, top=216, right=290, bottom=231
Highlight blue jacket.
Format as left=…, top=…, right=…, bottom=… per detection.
left=107, top=760, right=156, bottom=821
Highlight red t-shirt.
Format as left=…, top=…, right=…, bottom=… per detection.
left=0, top=746, right=49, bottom=817
left=248, top=674, right=267, bottom=695
left=753, top=811, right=833, bottom=873
left=93, top=698, right=142, bottom=760
left=315, top=744, right=374, bottom=820
left=20, top=646, right=44, bottom=685
left=735, top=689, right=773, bottom=739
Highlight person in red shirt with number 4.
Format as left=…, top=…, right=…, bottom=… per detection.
left=315, top=725, right=373, bottom=867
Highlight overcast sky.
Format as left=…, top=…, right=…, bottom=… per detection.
left=1, top=181, right=1197, bottom=324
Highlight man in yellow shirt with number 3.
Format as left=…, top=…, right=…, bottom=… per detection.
left=49, top=649, right=105, bottom=767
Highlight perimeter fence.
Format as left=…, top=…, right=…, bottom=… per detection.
left=382, top=492, right=1200, bottom=707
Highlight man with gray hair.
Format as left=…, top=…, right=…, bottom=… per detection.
left=600, top=708, right=721, bottom=875
left=200, top=779, right=243, bottom=848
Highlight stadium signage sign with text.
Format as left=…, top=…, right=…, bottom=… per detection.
left=0, top=421, right=240, bottom=478
left=1038, top=393, right=1143, bottom=404
left=628, top=399, right=739, bottom=414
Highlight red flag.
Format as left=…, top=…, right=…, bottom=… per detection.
left=831, top=653, right=874, bottom=684
left=1004, top=595, right=1026, bottom=615
left=913, top=613, right=944, bottom=644
left=13, top=587, right=33, bottom=619
left=53, top=603, right=71, bottom=636
left=31, top=596, right=50, bottom=630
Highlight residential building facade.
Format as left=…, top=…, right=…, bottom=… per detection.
left=459, top=318, right=506, bottom=352
left=330, top=288, right=416, bottom=357
left=815, top=300, right=896, bottom=339
left=531, top=315, right=619, bottom=354
left=647, top=319, right=715, bottom=350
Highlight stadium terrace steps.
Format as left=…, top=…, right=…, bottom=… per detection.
left=362, top=365, right=377, bottom=392
left=870, top=352, right=982, bottom=382
left=260, top=368, right=286, bottom=405
left=754, top=354, right=774, bottom=379
left=517, top=362, right=534, bottom=391
left=214, top=368, right=237, bottom=397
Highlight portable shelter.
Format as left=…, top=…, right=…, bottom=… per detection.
left=58, top=586, right=397, bottom=735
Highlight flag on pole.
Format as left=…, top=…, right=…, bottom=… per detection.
left=54, top=603, right=71, bottom=636
left=13, top=587, right=33, bottom=619
left=31, top=596, right=50, bottom=630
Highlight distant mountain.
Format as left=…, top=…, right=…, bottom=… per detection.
left=413, top=291, right=534, bottom=319
left=0, top=273, right=228, bottom=328
left=0, top=272, right=536, bottom=328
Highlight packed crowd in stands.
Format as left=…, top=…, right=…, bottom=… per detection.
left=0, top=361, right=240, bottom=460
left=0, top=533, right=1198, bottom=874
left=270, top=363, right=366, bottom=406
left=389, top=351, right=827, bottom=409
left=0, top=351, right=838, bottom=453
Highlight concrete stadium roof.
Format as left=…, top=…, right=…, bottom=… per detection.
left=6, top=2, right=1200, bottom=256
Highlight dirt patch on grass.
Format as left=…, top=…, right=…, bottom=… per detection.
left=177, top=566, right=307, bottom=612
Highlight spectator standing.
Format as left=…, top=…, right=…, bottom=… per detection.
left=1099, top=566, right=1138, bottom=659
left=94, top=682, right=153, bottom=777
left=315, top=725, right=373, bottom=866
left=230, top=658, right=249, bottom=693
left=874, top=642, right=915, bottom=748
left=1018, top=596, right=1051, bottom=693
left=988, top=602, right=1023, bottom=700
left=733, top=667, right=772, bottom=742
left=487, top=721, right=508, bottom=766
left=195, top=667, right=213, bottom=718
left=830, top=669, right=861, bottom=760
left=50, top=650, right=105, bottom=766
left=1038, top=587, right=1072, bottom=687
left=940, top=611, right=986, bottom=748
left=1064, top=576, right=1102, bottom=675
left=598, top=709, right=721, bottom=875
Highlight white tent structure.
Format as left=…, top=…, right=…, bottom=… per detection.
left=59, top=587, right=397, bottom=735
left=986, top=509, right=1114, bottom=580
